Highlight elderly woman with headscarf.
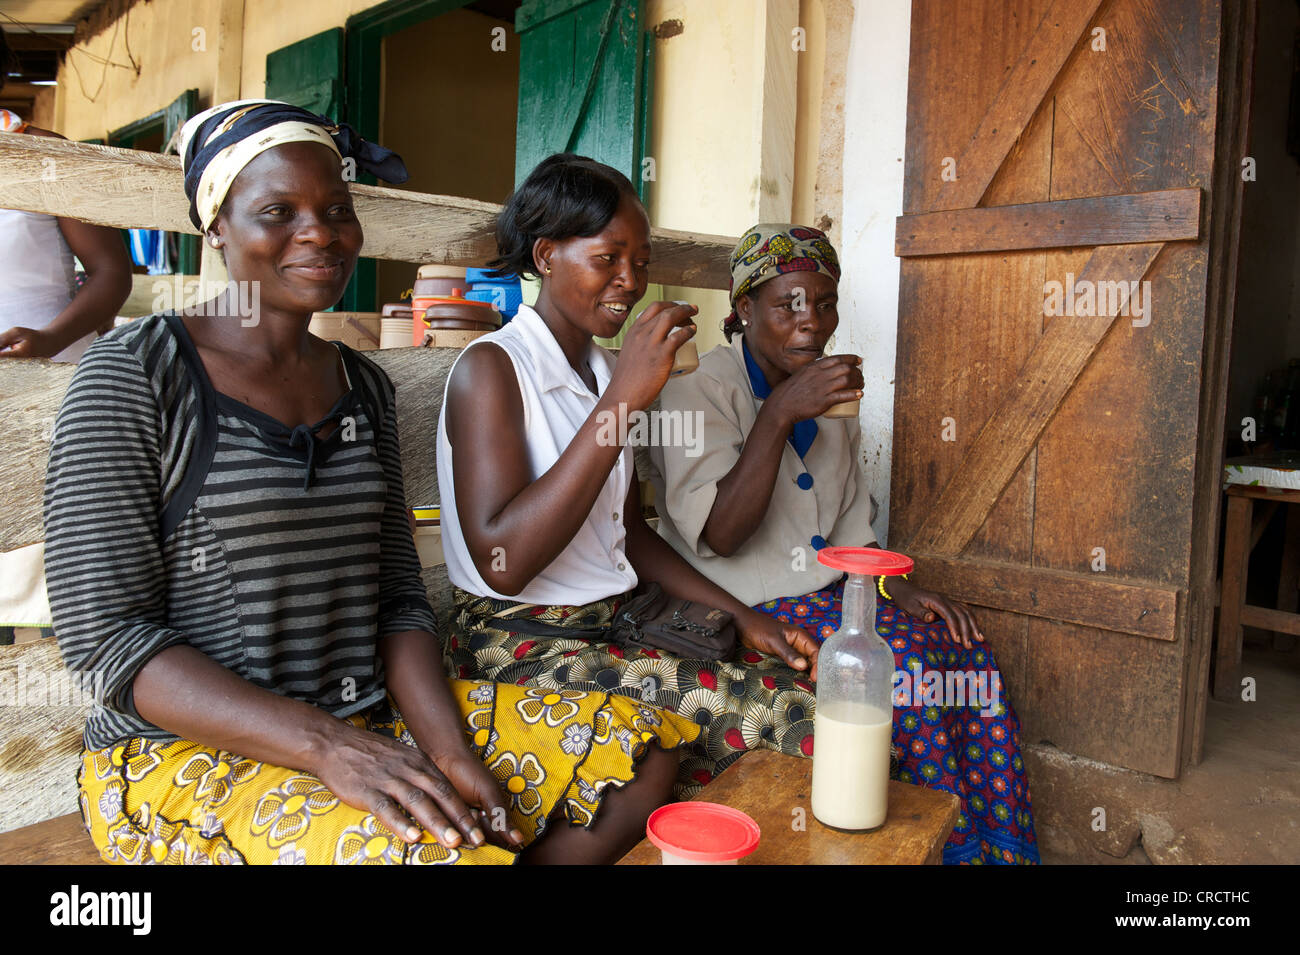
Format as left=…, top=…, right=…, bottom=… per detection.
left=42, top=101, right=696, bottom=866
left=646, top=224, right=1040, bottom=864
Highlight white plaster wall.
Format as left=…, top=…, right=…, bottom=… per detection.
left=836, top=0, right=910, bottom=545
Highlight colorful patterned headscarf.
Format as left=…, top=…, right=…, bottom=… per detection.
left=179, top=99, right=408, bottom=231
left=725, top=223, right=841, bottom=336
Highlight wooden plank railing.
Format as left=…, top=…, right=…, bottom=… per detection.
left=0, top=134, right=736, bottom=289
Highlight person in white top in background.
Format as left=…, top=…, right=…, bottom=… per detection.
left=0, top=32, right=131, bottom=361
left=439, top=153, right=823, bottom=797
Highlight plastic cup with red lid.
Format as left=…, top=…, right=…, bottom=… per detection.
left=646, top=802, right=760, bottom=865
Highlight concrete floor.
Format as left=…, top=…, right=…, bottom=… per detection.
left=1028, top=636, right=1300, bottom=864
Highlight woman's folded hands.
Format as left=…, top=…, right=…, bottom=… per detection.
left=310, top=720, right=522, bottom=851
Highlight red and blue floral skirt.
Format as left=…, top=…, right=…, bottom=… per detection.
left=755, top=580, right=1039, bottom=865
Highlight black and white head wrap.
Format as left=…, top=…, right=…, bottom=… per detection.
left=179, top=99, right=408, bottom=231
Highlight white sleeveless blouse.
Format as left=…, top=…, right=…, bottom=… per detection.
left=436, top=304, right=638, bottom=605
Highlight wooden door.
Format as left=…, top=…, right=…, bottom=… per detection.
left=890, top=0, right=1232, bottom=778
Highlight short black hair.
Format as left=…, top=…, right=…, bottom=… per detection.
left=486, top=153, right=641, bottom=279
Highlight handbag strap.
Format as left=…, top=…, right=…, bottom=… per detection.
left=483, top=601, right=610, bottom=641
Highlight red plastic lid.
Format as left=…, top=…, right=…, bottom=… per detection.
left=646, top=802, right=760, bottom=862
left=817, top=546, right=913, bottom=576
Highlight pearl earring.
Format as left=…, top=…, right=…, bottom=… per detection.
left=742, top=320, right=750, bottom=326
left=208, top=236, right=220, bottom=248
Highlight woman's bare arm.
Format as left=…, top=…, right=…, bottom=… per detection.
left=445, top=342, right=626, bottom=595
left=0, top=127, right=132, bottom=358
left=445, top=303, right=693, bottom=596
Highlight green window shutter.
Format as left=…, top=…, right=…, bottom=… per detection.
left=164, top=89, right=200, bottom=275
left=266, top=28, right=350, bottom=306
left=514, top=0, right=651, bottom=199
left=163, top=88, right=198, bottom=151
left=266, top=28, right=345, bottom=118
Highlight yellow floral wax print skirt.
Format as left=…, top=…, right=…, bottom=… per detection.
left=77, top=679, right=698, bottom=865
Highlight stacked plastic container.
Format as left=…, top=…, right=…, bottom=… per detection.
left=463, top=267, right=523, bottom=322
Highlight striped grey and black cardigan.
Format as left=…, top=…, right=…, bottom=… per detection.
left=43, top=313, right=438, bottom=751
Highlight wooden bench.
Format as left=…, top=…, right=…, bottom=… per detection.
left=4, top=750, right=960, bottom=866
left=619, top=748, right=961, bottom=865
left=0, top=812, right=103, bottom=865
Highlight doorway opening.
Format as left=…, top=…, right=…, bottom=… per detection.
left=1219, top=0, right=1300, bottom=655
left=344, top=0, right=521, bottom=311
left=374, top=2, right=521, bottom=308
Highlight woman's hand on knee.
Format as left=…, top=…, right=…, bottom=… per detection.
left=432, top=751, right=526, bottom=848
left=312, top=724, right=497, bottom=849
left=892, top=581, right=984, bottom=649
left=736, top=610, right=820, bottom=680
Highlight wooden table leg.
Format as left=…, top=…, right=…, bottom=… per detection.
left=1214, top=493, right=1252, bottom=701
left=1276, top=503, right=1300, bottom=651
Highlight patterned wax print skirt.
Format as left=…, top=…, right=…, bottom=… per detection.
left=756, top=580, right=1040, bottom=865
left=77, top=679, right=698, bottom=865
left=444, top=588, right=819, bottom=800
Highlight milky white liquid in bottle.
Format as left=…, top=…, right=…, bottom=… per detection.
left=811, top=700, right=892, bottom=830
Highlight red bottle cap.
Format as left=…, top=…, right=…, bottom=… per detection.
left=645, top=802, right=761, bottom=862
left=817, top=546, right=913, bottom=576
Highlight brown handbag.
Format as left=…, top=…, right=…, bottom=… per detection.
left=608, top=583, right=736, bottom=660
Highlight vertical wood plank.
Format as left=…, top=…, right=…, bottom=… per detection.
left=1185, top=0, right=1256, bottom=767
left=903, top=0, right=1055, bottom=215
left=1212, top=494, right=1251, bottom=701
left=756, top=0, right=799, bottom=222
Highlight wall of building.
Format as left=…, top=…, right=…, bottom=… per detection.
left=837, top=0, right=910, bottom=544
left=53, top=0, right=234, bottom=141
left=644, top=0, right=826, bottom=352
left=43, top=0, right=913, bottom=497
left=238, top=0, right=375, bottom=98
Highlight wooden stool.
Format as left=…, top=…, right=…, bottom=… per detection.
left=1215, top=484, right=1300, bottom=701
left=618, top=749, right=960, bottom=865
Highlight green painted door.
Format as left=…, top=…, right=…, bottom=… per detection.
left=265, top=28, right=345, bottom=117
left=164, top=89, right=200, bottom=275
left=163, top=88, right=198, bottom=151
left=266, top=28, right=348, bottom=304
left=514, top=0, right=652, bottom=200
